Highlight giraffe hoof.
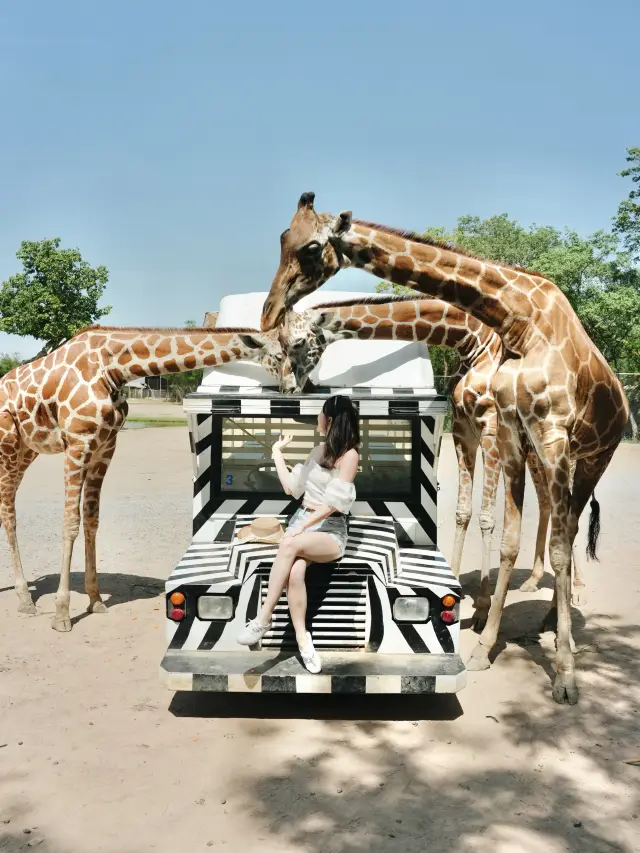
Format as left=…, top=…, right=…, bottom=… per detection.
left=88, top=600, right=108, bottom=615
left=17, top=598, right=37, bottom=616
left=571, top=586, right=587, bottom=607
left=519, top=578, right=539, bottom=593
left=51, top=616, right=72, bottom=633
left=552, top=676, right=579, bottom=705
left=467, top=644, right=491, bottom=671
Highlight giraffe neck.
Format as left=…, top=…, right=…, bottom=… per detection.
left=84, top=328, right=270, bottom=385
left=336, top=222, right=543, bottom=355
left=315, top=299, right=502, bottom=369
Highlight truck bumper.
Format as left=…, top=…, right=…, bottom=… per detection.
left=160, top=649, right=466, bottom=694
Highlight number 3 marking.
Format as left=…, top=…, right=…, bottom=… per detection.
left=225, top=474, right=233, bottom=486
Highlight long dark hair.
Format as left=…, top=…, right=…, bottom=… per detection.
left=321, top=395, right=360, bottom=469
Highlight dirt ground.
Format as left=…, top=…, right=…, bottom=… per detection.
left=1, top=408, right=639, bottom=853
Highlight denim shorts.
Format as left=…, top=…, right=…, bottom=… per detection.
left=287, top=507, right=348, bottom=558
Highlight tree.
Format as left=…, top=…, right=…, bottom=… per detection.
left=0, top=238, right=111, bottom=355
left=613, top=147, right=640, bottom=263
left=0, top=353, right=21, bottom=377
left=579, top=286, right=640, bottom=371
left=377, top=213, right=640, bottom=374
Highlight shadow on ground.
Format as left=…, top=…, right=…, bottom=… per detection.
left=0, top=572, right=164, bottom=626
left=169, top=692, right=463, bottom=722
left=227, top=614, right=640, bottom=853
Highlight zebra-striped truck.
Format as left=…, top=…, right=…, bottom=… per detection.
left=159, top=292, right=466, bottom=696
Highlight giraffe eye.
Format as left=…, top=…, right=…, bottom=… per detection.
left=302, top=241, right=322, bottom=256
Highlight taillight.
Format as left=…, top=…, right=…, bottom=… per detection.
left=168, top=590, right=186, bottom=621
left=441, top=609, right=457, bottom=624
left=441, top=594, right=456, bottom=608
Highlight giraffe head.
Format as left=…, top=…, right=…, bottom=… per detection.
left=278, top=308, right=344, bottom=394
left=238, top=329, right=287, bottom=380
left=261, top=192, right=352, bottom=331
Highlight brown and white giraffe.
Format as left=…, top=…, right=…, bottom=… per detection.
left=262, top=192, right=629, bottom=704
left=0, top=326, right=284, bottom=631
left=279, top=294, right=586, bottom=630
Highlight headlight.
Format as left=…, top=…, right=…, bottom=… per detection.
left=197, top=595, right=234, bottom=620
left=393, top=596, right=429, bottom=622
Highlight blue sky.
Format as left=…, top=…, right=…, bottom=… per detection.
left=0, top=0, right=638, bottom=357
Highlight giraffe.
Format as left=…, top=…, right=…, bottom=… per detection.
left=278, top=294, right=586, bottom=630
left=0, top=325, right=284, bottom=632
left=261, top=192, right=629, bottom=704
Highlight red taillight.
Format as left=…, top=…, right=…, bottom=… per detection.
left=441, top=609, right=457, bottom=624
left=170, top=607, right=185, bottom=621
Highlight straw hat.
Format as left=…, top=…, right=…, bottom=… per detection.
left=235, top=516, right=284, bottom=544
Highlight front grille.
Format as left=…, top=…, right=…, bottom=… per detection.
left=257, top=565, right=368, bottom=649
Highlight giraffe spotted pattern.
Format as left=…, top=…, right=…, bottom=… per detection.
left=0, top=326, right=284, bottom=632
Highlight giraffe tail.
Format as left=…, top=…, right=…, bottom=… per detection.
left=586, top=493, right=601, bottom=561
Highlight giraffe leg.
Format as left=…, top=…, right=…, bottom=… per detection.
left=0, top=413, right=38, bottom=614
left=82, top=436, right=117, bottom=615
left=467, top=419, right=526, bottom=671
left=548, top=446, right=617, bottom=704
left=571, top=542, right=587, bottom=606
left=520, top=450, right=551, bottom=592
left=52, top=444, right=90, bottom=632
left=569, top=459, right=587, bottom=606
left=472, top=428, right=501, bottom=632
left=525, top=427, right=577, bottom=704
left=449, top=421, right=479, bottom=579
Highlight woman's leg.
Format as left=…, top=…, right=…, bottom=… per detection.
left=287, top=558, right=309, bottom=646
left=258, top=532, right=341, bottom=625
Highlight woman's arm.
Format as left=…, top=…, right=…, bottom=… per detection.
left=270, top=434, right=299, bottom=494
left=271, top=436, right=316, bottom=496
left=285, top=448, right=358, bottom=535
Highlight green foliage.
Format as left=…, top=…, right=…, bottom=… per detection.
left=0, top=238, right=111, bottom=352
left=0, top=352, right=21, bottom=377
left=613, top=147, right=640, bottom=262
left=377, top=208, right=640, bottom=373
left=579, top=286, right=640, bottom=371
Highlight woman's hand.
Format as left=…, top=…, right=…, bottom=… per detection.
left=283, top=526, right=303, bottom=539
left=272, top=433, right=293, bottom=454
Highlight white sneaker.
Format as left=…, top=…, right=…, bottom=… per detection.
left=299, top=632, right=322, bottom=674
left=237, top=617, right=271, bottom=646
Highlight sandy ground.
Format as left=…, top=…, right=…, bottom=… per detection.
left=1, top=421, right=639, bottom=853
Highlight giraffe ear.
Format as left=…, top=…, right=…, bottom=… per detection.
left=332, top=210, right=352, bottom=236
left=238, top=334, right=265, bottom=350
left=298, top=192, right=315, bottom=210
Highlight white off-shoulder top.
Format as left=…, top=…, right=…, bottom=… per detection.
left=288, top=445, right=356, bottom=513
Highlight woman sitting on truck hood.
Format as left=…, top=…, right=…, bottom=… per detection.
left=237, top=394, right=359, bottom=674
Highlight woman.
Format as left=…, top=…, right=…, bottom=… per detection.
left=237, top=395, right=360, bottom=673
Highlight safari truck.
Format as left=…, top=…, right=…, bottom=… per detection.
left=159, top=292, right=466, bottom=695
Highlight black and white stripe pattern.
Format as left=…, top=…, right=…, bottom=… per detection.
left=161, top=389, right=466, bottom=694
left=185, top=388, right=448, bottom=418
left=165, top=514, right=461, bottom=655
left=161, top=650, right=466, bottom=694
